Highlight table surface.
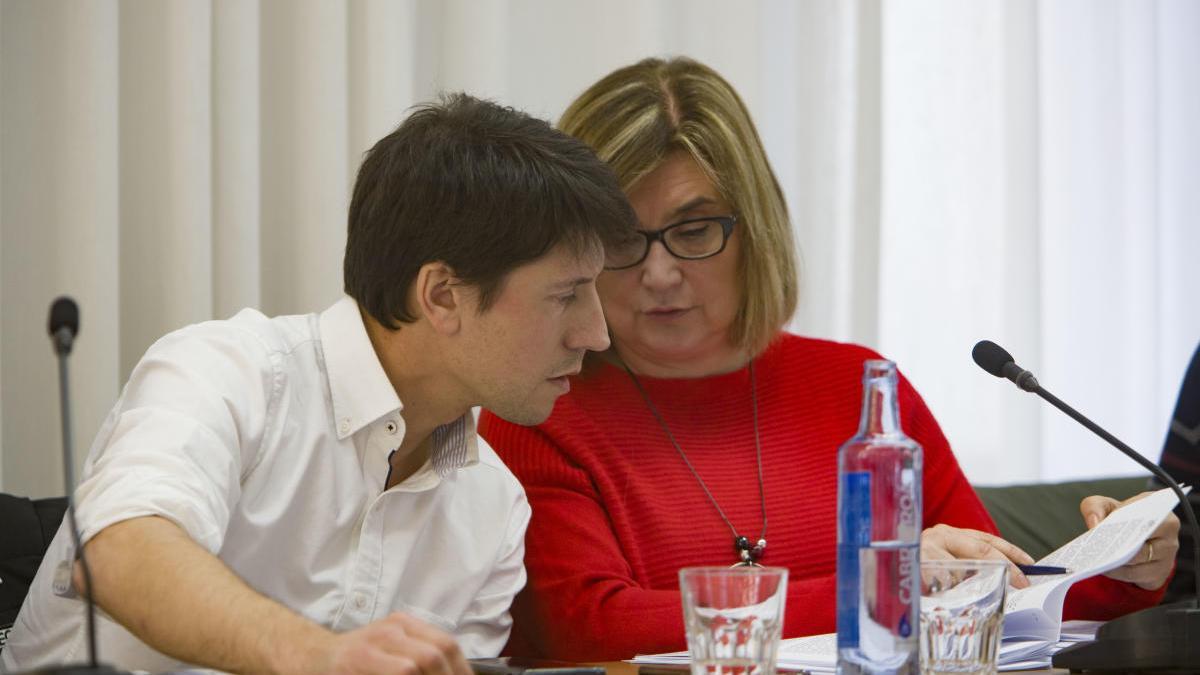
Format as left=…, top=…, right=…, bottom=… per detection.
left=591, top=662, right=1069, bottom=675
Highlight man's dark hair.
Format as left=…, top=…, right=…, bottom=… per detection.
left=345, top=93, right=636, bottom=328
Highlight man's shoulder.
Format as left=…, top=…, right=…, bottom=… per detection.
left=471, top=436, right=523, bottom=488
left=147, top=307, right=319, bottom=367
left=215, top=307, right=317, bottom=354
left=456, top=434, right=527, bottom=508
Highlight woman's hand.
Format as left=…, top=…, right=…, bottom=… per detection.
left=1080, top=492, right=1181, bottom=591
left=921, top=524, right=1036, bottom=588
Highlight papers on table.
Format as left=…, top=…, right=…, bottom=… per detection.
left=776, top=633, right=837, bottom=673
left=996, top=620, right=1104, bottom=670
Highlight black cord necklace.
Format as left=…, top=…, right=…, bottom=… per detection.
left=623, top=359, right=768, bottom=566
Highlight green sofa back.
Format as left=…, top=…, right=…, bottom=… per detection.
left=975, top=476, right=1148, bottom=561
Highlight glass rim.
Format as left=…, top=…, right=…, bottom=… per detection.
left=678, top=565, right=789, bottom=577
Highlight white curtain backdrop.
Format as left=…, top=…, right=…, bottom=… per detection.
left=876, top=0, right=1200, bottom=484
left=2, top=0, right=1197, bottom=497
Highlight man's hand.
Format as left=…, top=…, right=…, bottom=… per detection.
left=1080, top=492, right=1180, bottom=591
left=921, top=524, right=1035, bottom=588
left=303, top=613, right=472, bottom=675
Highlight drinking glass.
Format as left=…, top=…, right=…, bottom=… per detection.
left=919, top=559, right=1007, bottom=675
left=679, top=566, right=788, bottom=675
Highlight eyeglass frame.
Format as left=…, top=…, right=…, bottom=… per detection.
left=604, top=215, right=738, bottom=270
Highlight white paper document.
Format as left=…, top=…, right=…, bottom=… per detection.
left=1002, top=485, right=1186, bottom=643
left=630, top=487, right=1183, bottom=673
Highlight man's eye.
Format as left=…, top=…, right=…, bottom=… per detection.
left=557, top=293, right=577, bottom=305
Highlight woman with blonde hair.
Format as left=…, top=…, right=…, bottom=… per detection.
left=480, top=57, right=1175, bottom=660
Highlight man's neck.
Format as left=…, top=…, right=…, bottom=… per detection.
left=362, top=311, right=469, bottom=486
left=387, top=436, right=432, bottom=489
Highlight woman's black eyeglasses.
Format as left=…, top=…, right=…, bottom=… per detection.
left=604, top=215, right=737, bottom=270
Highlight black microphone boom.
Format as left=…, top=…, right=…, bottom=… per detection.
left=972, top=339, right=1200, bottom=672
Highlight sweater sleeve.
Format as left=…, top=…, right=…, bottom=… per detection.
left=1063, top=574, right=1168, bottom=620
left=896, top=370, right=1169, bottom=618
left=480, top=410, right=842, bottom=660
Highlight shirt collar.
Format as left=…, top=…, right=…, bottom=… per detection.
left=320, top=296, right=480, bottom=475
left=430, top=412, right=479, bottom=476
left=387, top=414, right=480, bottom=492
left=320, top=296, right=401, bottom=440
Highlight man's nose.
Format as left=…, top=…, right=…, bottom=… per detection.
left=567, top=286, right=611, bottom=353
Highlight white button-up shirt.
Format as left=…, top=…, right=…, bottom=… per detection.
left=2, top=297, right=530, bottom=673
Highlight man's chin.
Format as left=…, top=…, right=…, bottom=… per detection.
left=491, top=401, right=555, bottom=427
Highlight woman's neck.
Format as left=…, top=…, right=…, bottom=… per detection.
left=607, top=341, right=749, bottom=379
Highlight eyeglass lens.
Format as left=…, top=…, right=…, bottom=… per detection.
left=605, top=218, right=730, bottom=269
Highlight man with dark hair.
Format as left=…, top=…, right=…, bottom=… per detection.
left=2, top=94, right=635, bottom=675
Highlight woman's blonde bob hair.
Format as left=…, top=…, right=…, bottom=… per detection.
left=559, top=56, right=797, bottom=358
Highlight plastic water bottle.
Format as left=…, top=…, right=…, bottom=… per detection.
left=836, top=360, right=923, bottom=674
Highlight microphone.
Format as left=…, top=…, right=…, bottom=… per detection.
left=17, top=298, right=123, bottom=675
left=971, top=340, right=1038, bottom=392
left=48, top=297, right=80, bottom=357
left=972, top=339, right=1200, bottom=671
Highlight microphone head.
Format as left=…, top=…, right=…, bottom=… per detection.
left=48, top=296, right=80, bottom=339
left=972, top=340, right=1013, bottom=378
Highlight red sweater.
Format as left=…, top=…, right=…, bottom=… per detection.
left=480, top=334, right=1164, bottom=660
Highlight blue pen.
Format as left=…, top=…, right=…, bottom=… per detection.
left=1017, top=564, right=1070, bottom=575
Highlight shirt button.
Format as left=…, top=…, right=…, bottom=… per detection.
left=385, top=420, right=398, bottom=434
left=339, top=418, right=350, bottom=434
left=353, top=593, right=367, bottom=609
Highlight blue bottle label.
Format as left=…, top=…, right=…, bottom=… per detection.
left=837, top=471, right=871, bottom=649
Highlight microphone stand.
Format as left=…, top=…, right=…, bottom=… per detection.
left=1034, top=383, right=1200, bottom=672
left=54, top=338, right=101, bottom=672
left=1035, top=385, right=1200, bottom=600
left=16, top=299, right=124, bottom=675
left=972, top=341, right=1200, bottom=671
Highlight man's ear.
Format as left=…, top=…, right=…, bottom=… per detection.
left=413, top=261, right=471, bottom=336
